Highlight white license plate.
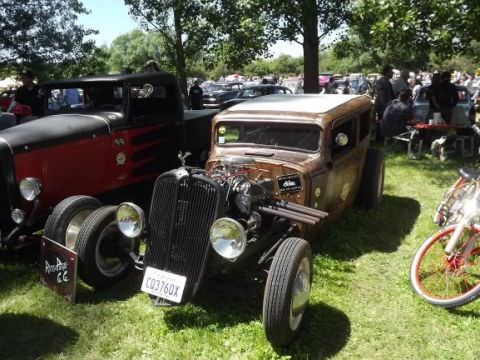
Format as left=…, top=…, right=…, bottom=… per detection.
left=141, top=267, right=187, bottom=303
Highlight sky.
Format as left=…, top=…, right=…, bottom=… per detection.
left=78, top=0, right=304, bottom=58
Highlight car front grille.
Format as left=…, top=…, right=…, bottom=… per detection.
left=144, top=169, right=225, bottom=304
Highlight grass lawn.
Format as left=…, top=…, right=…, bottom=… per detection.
left=2, top=152, right=480, bottom=359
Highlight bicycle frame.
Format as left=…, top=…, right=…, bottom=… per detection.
left=444, top=188, right=480, bottom=254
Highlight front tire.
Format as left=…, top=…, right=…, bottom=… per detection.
left=410, top=224, right=480, bottom=308
left=44, top=196, right=102, bottom=249
left=263, top=237, right=312, bottom=346
left=75, top=206, right=137, bottom=289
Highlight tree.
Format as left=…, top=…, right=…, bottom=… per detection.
left=259, top=0, right=349, bottom=93
left=107, top=30, right=175, bottom=73
left=124, top=0, right=217, bottom=96
left=340, top=0, right=480, bottom=70
left=0, top=0, right=96, bottom=77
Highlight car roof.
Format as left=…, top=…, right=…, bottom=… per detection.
left=227, top=94, right=367, bottom=113
left=241, top=84, right=286, bottom=89
left=217, top=94, right=372, bottom=127
left=40, top=72, right=179, bottom=87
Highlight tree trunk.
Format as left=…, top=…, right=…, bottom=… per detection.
left=173, top=6, right=188, bottom=98
left=302, top=0, right=319, bottom=94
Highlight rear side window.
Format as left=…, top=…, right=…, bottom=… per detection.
left=130, top=84, right=179, bottom=123
left=331, top=119, right=356, bottom=158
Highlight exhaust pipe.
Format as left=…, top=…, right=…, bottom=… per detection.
left=256, top=206, right=320, bottom=226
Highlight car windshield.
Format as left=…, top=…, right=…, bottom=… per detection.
left=216, top=123, right=321, bottom=151
left=46, top=84, right=124, bottom=114
left=239, top=88, right=264, bottom=98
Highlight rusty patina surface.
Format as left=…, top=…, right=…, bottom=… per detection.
left=207, top=94, right=373, bottom=225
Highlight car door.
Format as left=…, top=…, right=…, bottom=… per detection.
left=325, top=116, right=362, bottom=214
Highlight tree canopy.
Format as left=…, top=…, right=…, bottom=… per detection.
left=0, top=0, right=96, bottom=78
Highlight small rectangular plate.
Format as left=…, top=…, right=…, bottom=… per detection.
left=277, top=173, right=303, bottom=193
left=39, top=236, right=78, bottom=304
left=141, top=267, right=187, bottom=304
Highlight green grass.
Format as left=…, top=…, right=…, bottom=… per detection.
left=2, top=152, right=480, bottom=359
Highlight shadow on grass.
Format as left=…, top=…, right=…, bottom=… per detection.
left=449, top=308, right=480, bottom=318
left=0, top=244, right=39, bottom=266
left=74, top=270, right=143, bottom=304
left=275, top=302, right=350, bottom=359
left=0, top=313, right=78, bottom=360
left=313, top=194, right=421, bottom=260
left=164, top=274, right=264, bottom=329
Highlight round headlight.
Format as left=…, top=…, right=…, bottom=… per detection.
left=19, top=177, right=42, bottom=201
left=116, top=202, right=145, bottom=238
left=209, top=218, right=247, bottom=260
left=11, top=209, right=26, bottom=224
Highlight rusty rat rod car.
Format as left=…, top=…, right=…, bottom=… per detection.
left=0, top=72, right=213, bottom=248
left=71, top=94, right=383, bottom=346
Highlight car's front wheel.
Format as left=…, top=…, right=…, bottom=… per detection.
left=262, top=237, right=312, bottom=346
left=44, top=195, right=103, bottom=250
left=75, top=206, right=138, bottom=289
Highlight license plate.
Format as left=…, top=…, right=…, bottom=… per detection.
left=141, top=267, right=187, bottom=303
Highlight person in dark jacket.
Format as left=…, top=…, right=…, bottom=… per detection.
left=188, top=80, right=203, bottom=110
left=14, top=70, right=42, bottom=116
left=382, top=90, right=413, bottom=138
left=431, top=71, right=458, bottom=124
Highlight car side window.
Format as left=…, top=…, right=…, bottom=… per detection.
left=331, top=118, right=356, bottom=158
left=130, top=84, right=178, bottom=124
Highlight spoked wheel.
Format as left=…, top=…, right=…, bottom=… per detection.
left=263, top=237, right=312, bottom=346
left=75, top=206, right=138, bottom=289
left=410, top=224, right=480, bottom=308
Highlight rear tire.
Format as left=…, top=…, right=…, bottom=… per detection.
left=75, top=206, right=137, bottom=289
left=44, top=196, right=102, bottom=249
left=357, top=148, right=385, bottom=208
left=263, top=237, right=312, bottom=346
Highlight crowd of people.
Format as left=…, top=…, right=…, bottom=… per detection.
left=375, top=65, right=476, bottom=141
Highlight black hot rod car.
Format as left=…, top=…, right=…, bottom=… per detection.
left=0, top=72, right=214, bottom=248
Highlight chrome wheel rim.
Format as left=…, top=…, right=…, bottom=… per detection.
left=65, top=210, right=93, bottom=250
left=289, top=257, right=311, bottom=331
left=95, top=221, right=135, bottom=277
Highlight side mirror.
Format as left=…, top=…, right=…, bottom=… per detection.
left=335, top=133, right=349, bottom=147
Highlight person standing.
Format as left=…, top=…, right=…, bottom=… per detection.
left=188, top=80, right=203, bottom=110
left=143, top=60, right=160, bottom=73
left=433, top=71, right=458, bottom=124
left=374, top=65, right=394, bottom=122
left=14, top=70, right=42, bottom=116
left=392, top=70, right=410, bottom=98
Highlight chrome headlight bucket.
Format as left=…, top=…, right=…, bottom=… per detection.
left=19, top=177, right=42, bottom=201
left=209, top=217, right=247, bottom=260
left=116, top=202, right=145, bottom=238
left=11, top=209, right=26, bottom=224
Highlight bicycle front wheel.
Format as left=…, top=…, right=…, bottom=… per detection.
left=410, top=224, right=480, bottom=308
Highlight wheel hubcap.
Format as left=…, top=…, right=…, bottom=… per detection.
left=95, top=221, right=135, bottom=277
left=65, top=210, right=93, bottom=250
left=289, top=257, right=311, bottom=330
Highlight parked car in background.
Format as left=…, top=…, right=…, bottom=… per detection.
left=202, top=82, right=243, bottom=109
left=0, top=73, right=215, bottom=249
left=349, top=73, right=370, bottom=95
left=281, top=77, right=304, bottom=94
left=220, top=84, right=293, bottom=109
left=413, top=85, right=476, bottom=126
